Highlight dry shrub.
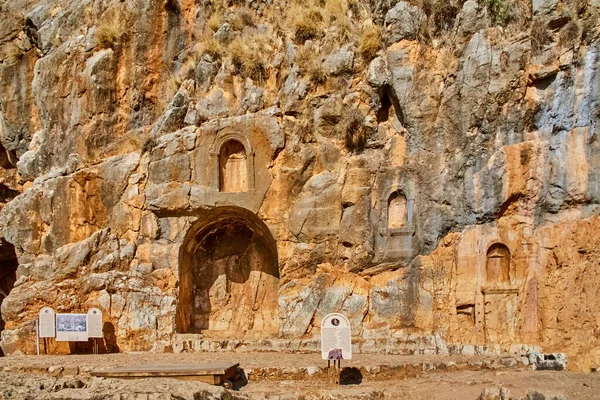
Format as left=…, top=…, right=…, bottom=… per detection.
left=326, top=0, right=347, bottom=18
left=228, top=35, right=269, bottom=82
left=531, top=18, right=552, bottom=54
left=358, top=23, right=382, bottom=61
left=207, top=11, right=222, bottom=32
left=296, top=46, right=328, bottom=86
left=229, top=7, right=255, bottom=31
left=97, top=20, right=125, bottom=49
left=195, top=35, right=223, bottom=60
left=430, top=1, right=459, bottom=34
left=286, top=3, right=325, bottom=42
left=343, top=109, right=368, bottom=151
left=331, top=15, right=355, bottom=45
left=96, top=8, right=128, bottom=49
left=180, top=51, right=200, bottom=80
left=166, top=74, right=181, bottom=99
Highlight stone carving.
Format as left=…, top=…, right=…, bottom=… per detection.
left=388, top=191, right=407, bottom=229
left=218, top=140, right=248, bottom=193
left=375, top=185, right=415, bottom=261
left=0, top=0, right=599, bottom=372
left=485, top=244, right=511, bottom=285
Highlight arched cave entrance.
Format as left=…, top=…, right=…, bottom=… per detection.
left=176, top=207, right=279, bottom=338
left=0, top=240, right=18, bottom=356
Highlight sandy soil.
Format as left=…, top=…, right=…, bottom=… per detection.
left=0, top=352, right=598, bottom=399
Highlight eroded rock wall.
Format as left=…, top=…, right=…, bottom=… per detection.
left=0, top=0, right=599, bottom=370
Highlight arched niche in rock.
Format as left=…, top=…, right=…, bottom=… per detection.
left=387, top=191, right=407, bottom=229
left=375, top=185, right=416, bottom=262
left=176, top=207, right=279, bottom=338
left=219, top=139, right=248, bottom=192
left=485, top=243, right=511, bottom=285
left=209, top=134, right=255, bottom=193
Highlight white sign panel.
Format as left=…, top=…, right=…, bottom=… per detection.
left=56, top=314, right=88, bottom=342
left=38, top=307, right=56, bottom=338
left=321, top=313, right=352, bottom=360
left=87, top=308, right=103, bottom=338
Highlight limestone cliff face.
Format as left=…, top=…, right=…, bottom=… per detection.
left=0, top=0, right=599, bottom=370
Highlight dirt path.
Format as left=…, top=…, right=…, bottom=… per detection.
left=0, top=352, right=598, bottom=399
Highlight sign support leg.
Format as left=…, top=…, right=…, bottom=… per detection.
left=35, top=320, right=40, bottom=356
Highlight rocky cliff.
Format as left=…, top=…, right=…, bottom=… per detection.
left=0, top=0, right=599, bottom=371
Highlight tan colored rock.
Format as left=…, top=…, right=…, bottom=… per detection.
left=0, top=0, right=599, bottom=373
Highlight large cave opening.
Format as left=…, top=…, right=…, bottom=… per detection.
left=176, top=207, right=279, bottom=338
left=0, top=241, right=18, bottom=356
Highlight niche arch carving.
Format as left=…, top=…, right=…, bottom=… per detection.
left=485, top=243, right=511, bottom=285
left=210, top=133, right=255, bottom=192
left=379, top=185, right=415, bottom=235
left=219, top=139, right=248, bottom=192
left=387, top=191, right=408, bottom=229
left=377, top=184, right=415, bottom=261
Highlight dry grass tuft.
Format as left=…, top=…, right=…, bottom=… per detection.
left=195, top=35, right=223, bottom=60
left=343, top=109, right=368, bottom=151
left=429, top=1, right=459, bottom=33
left=96, top=7, right=128, bottom=49
left=296, top=46, right=328, bottom=86
left=166, top=74, right=182, bottom=99
left=286, top=4, right=326, bottom=42
left=229, top=7, right=256, bottom=31
left=207, top=11, right=222, bottom=32
left=228, top=35, right=269, bottom=82
left=325, top=0, right=348, bottom=18
left=180, top=51, right=199, bottom=80
left=358, top=23, right=382, bottom=61
left=97, top=19, right=125, bottom=49
left=531, top=18, right=552, bottom=54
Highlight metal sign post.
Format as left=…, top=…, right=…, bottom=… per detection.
left=35, top=320, right=40, bottom=356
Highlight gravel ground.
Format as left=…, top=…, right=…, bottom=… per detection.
left=0, top=352, right=598, bottom=399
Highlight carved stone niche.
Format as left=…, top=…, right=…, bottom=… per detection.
left=480, top=243, right=519, bottom=345
left=210, top=134, right=255, bottom=193
left=377, top=185, right=415, bottom=261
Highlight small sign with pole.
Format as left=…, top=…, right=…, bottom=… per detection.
left=87, top=308, right=103, bottom=354
left=38, top=307, right=56, bottom=354
left=321, top=313, right=352, bottom=384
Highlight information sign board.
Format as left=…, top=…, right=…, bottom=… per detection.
left=321, top=313, right=352, bottom=360
left=56, top=313, right=88, bottom=342
left=38, top=307, right=56, bottom=338
left=87, top=308, right=103, bottom=338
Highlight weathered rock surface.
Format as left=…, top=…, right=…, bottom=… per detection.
left=0, top=0, right=599, bottom=372
left=0, top=373, right=247, bottom=400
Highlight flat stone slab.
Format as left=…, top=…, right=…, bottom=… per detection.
left=92, top=362, right=239, bottom=385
